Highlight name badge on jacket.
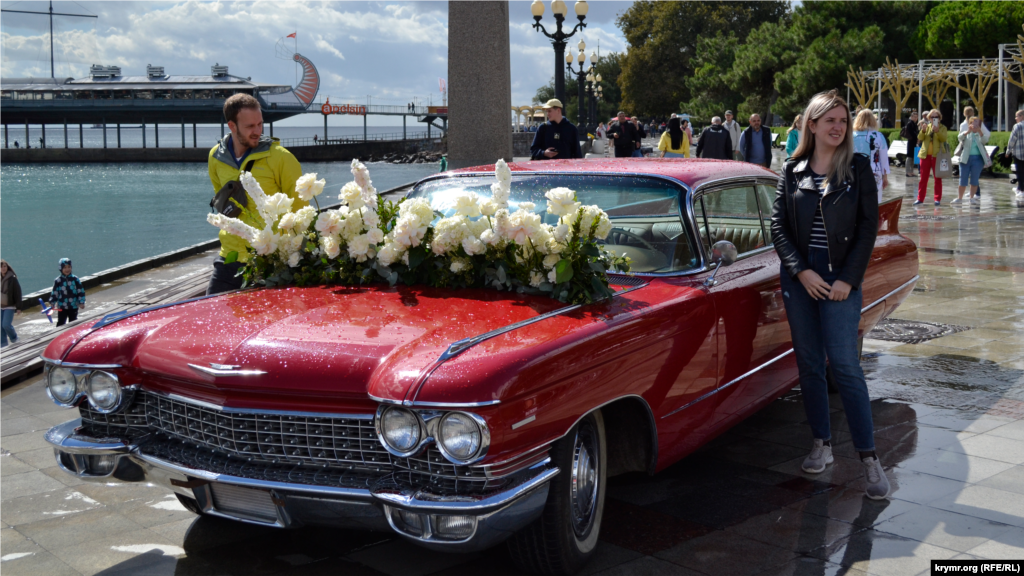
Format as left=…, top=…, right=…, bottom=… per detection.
left=554, top=133, right=561, bottom=140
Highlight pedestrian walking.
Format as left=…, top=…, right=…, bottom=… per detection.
left=695, top=116, right=733, bottom=160
left=529, top=98, right=582, bottom=160
left=681, top=119, right=694, bottom=157
left=607, top=112, right=641, bottom=158
left=657, top=117, right=689, bottom=158
left=723, top=111, right=743, bottom=161
left=914, top=109, right=948, bottom=206
left=770, top=89, right=888, bottom=500
left=1, top=260, right=22, bottom=348
left=959, top=106, right=990, bottom=200
left=631, top=117, right=647, bottom=157
left=902, top=111, right=919, bottom=177
left=1003, top=110, right=1024, bottom=203
left=50, top=258, right=86, bottom=327
left=951, top=117, right=992, bottom=206
left=852, top=109, right=890, bottom=203
left=739, top=114, right=773, bottom=169
left=786, top=115, right=802, bottom=157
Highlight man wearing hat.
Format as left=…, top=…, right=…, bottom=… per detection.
left=723, top=110, right=743, bottom=161
left=530, top=99, right=582, bottom=160
left=607, top=111, right=642, bottom=158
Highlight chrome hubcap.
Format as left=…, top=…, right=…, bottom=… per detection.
left=570, top=427, right=599, bottom=537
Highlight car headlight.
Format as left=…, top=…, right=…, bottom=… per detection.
left=85, top=371, right=121, bottom=412
left=437, top=412, right=487, bottom=462
left=380, top=407, right=421, bottom=454
left=47, top=367, right=78, bottom=405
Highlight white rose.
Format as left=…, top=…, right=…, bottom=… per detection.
left=287, top=252, right=301, bottom=267
left=295, top=173, right=326, bottom=201
left=320, top=235, right=341, bottom=259
left=366, top=227, right=385, bottom=244
left=517, top=201, right=536, bottom=213
left=348, top=234, right=371, bottom=259
left=361, top=208, right=381, bottom=228
left=530, top=271, right=544, bottom=287
left=453, top=192, right=482, bottom=217
left=315, top=211, right=342, bottom=236
left=543, top=254, right=561, bottom=269
left=251, top=228, right=279, bottom=256
left=480, top=228, right=499, bottom=246
left=462, top=236, right=485, bottom=255
left=553, top=224, right=570, bottom=243
left=339, top=182, right=366, bottom=210
left=277, top=212, right=297, bottom=232
left=293, top=206, right=317, bottom=230
left=594, top=211, right=613, bottom=240
left=545, top=187, right=581, bottom=217
left=479, top=198, right=498, bottom=216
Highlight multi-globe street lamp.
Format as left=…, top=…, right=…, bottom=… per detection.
left=585, top=69, right=602, bottom=133
left=566, top=43, right=597, bottom=130
left=531, top=0, right=588, bottom=105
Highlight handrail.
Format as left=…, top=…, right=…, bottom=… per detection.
left=278, top=132, right=438, bottom=148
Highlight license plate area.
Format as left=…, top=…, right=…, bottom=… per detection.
left=209, top=483, right=279, bottom=523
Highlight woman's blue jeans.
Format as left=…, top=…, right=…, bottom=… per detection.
left=0, top=309, right=17, bottom=347
left=958, top=154, right=984, bottom=187
left=780, top=248, right=875, bottom=451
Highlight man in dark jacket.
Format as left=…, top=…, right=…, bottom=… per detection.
left=607, top=112, right=641, bottom=158
left=903, top=111, right=919, bottom=177
left=739, top=114, right=773, bottom=169
left=530, top=99, right=582, bottom=160
left=695, top=116, right=733, bottom=160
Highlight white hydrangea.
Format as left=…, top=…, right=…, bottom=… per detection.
left=393, top=215, right=427, bottom=248
left=462, top=236, right=486, bottom=255
left=399, top=198, right=436, bottom=228
left=295, top=173, right=326, bottom=201
left=453, top=193, right=482, bottom=217
left=594, top=211, right=613, bottom=240
left=348, top=234, right=371, bottom=260
left=377, top=241, right=402, bottom=267
left=545, top=187, right=581, bottom=217
left=315, top=211, right=342, bottom=236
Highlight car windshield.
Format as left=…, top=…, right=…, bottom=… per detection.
left=408, top=173, right=699, bottom=274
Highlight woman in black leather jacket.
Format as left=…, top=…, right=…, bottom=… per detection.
left=770, top=90, right=888, bottom=500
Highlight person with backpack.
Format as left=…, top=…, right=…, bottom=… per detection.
left=852, top=109, right=889, bottom=202
left=901, top=111, right=919, bottom=178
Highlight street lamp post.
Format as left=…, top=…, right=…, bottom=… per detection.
left=566, top=42, right=596, bottom=130
left=531, top=0, right=588, bottom=104
left=585, top=65, right=602, bottom=134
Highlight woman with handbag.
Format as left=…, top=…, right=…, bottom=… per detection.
left=914, top=110, right=948, bottom=206
left=951, top=117, right=992, bottom=206
left=1, top=259, right=22, bottom=348
left=771, top=90, right=888, bottom=500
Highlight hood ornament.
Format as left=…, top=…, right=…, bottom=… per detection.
left=188, top=363, right=267, bottom=376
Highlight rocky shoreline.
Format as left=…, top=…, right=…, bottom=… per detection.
left=360, top=151, right=444, bottom=164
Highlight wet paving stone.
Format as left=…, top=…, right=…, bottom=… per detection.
left=2, top=165, right=1023, bottom=574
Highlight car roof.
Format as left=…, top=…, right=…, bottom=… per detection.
left=448, top=158, right=778, bottom=190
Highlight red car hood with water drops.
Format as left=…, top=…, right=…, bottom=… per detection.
left=49, top=285, right=591, bottom=406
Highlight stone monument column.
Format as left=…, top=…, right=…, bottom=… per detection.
left=447, top=1, right=512, bottom=170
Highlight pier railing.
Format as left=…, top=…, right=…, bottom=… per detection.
left=279, top=131, right=437, bottom=148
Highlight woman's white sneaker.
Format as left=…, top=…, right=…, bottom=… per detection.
left=862, top=456, right=890, bottom=499
left=802, top=439, right=833, bottom=473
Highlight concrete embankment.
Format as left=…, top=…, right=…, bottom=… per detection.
left=1, top=138, right=441, bottom=163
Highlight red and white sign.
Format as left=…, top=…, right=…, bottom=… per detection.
left=321, top=98, right=366, bottom=116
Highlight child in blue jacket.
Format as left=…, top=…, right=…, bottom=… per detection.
left=50, top=258, right=86, bottom=326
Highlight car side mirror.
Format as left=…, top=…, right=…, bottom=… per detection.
left=704, top=240, right=738, bottom=287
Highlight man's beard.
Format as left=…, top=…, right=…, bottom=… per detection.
left=234, top=131, right=260, bottom=150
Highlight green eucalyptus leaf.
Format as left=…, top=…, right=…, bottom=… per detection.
left=555, top=259, right=573, bottom=283
left=224, top=251, right=239, bottom=264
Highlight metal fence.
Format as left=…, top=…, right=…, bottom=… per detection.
left=279, top=131, right=437, bottom=148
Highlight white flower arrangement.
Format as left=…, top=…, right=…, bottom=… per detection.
left=210, top=158, right=630, bottom=302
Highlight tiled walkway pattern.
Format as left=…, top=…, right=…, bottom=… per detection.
left=2, top=161, right=1023, bottom=575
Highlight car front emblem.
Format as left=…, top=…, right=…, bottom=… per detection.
left=187, top=363, right=267, bottom=376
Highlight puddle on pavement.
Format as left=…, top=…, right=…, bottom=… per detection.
left=865, top=353, right=1024, bottom=412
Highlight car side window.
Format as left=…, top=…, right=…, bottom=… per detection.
left=755, top=184, right=776, bottom=245
left=697, top=185, right=767, bottom=257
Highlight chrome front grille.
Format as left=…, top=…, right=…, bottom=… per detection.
left=77, top=391, right=507, bottom=490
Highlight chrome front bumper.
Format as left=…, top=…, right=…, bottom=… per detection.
left=46, top=419, right=556, bottom=552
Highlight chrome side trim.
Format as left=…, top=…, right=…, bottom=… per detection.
left=368, top=394, right=502, bottom=409
left=861, top=275, right=919, bottom=314
left=187, top=363, right=268, bottom=377
left=661, top=349, right=795, bottom=420
left=141, top=388, right=374, bottom=420
left=511, top=415, right=536, bottom=430
left=40, top=356, right=122, bottom=370
left=437, top=282, right=649, bottom=363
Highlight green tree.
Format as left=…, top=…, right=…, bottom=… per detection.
left=534, top=52, right=624, bottom=125
left=913, top=1, right=1024, bottom=59
left=726, top=20, right=797, bottom=126
left=683, top=33, right=741, bottom=122
left=615, top=0, right=789, bottom=116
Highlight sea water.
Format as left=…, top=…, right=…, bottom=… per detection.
left=0, top=161, right=440, bottom=293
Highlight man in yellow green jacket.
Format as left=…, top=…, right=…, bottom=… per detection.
left=915, top=110, right=949, bottom=206
left=207, top=94, right=307, bottom=294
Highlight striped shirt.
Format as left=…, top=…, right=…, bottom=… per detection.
left=1008, top=121, right=1024, bottom=160
left=809, top=171, right=828, bottom=250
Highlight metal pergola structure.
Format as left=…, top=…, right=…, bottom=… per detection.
left=846, top=53, right=1023, bottom=131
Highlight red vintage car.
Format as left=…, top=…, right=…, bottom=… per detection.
left=42, top=159, right=917, bottom=574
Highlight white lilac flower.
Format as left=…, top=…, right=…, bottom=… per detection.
left=351, top=159, right=373, bottom=192
left=339, top=182, right=366, bottom=210
left=545, top=187, right=581, bottom=217
left=543, top=254, right=561, bottom=269
left=251, top=228, right=280, bottom=256
left=490, top=182, right=510, bottom=206
left=207, top=213, right=258, bottom=242
left=295, top=173, right=326, bottom=201
left=366, top=228, right=385, bottom=244
left=453, top=192, right=482, bottom=217
left=530, top=271, right=544, bottom=287
left=495, top=159, right=512, bottom=185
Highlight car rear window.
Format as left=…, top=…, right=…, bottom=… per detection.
left=409, top=174, right=699, bottom=274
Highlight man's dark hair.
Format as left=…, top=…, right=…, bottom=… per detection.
left=224, top=93, right=261, bottom=124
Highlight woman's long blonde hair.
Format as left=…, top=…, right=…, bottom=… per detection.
left=792, top=89, right=855, bottom=185
left=788, top=114, right=803, bottom=135
left=853, top=109, right=878, bottom=131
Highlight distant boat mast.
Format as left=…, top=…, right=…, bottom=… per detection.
left=0, top=1, right=98, bottom=79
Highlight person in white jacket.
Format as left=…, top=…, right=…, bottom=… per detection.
left=723, top=110, right=742, bottom=161
left=959, top=106, right=989, bottom=200
left=852, top=109, right=889, bottom=202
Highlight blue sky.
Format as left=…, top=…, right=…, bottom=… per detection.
left=0, top=1, right=633, bottom=127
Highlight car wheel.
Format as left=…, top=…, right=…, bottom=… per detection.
left=175, top=493, right=203, bottom=515
left=507, top=411, right=607, bottom=575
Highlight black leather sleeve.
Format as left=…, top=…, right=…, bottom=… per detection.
left=836, top=156, right=879, bottom=288
left=770, top=162, right=807, bottom=280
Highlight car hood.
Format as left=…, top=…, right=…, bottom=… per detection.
left=52, top=285, right=573, bottom=403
